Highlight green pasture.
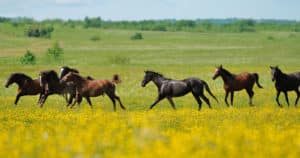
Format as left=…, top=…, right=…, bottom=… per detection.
left=0, top=24, right=299, bottom=110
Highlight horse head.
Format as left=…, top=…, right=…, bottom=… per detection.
left=59, top=66, right=79, bottom=79
left=270, top=66, right=281, bottom=82
left=5, top=73, right=30, bottom=88
left=212, top=65, right=223, bottom=80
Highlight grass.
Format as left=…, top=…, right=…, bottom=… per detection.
left=0, top=23, right=300, bottom=157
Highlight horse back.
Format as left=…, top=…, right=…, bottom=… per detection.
left=83, top=79, right=114, bottom=97
left=22, top=79, right=43, bottom=95
left=228, top=72, right=255, bottom=91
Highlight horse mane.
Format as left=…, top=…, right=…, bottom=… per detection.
left=41, top=70, right=60, bottom=82
left=145, top=70, right=173, bottom=80
left=60, top=66, right=79, bottom=79
left=8, top=73, right=33, bottom=81
left=146, top=70, right=164, bottom=77
left=220, top=67, right=235, bottom=77
left=61, top=66, right=79, bottom=73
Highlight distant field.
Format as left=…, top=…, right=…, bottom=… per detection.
left=0, top=24, right=299, bottom=157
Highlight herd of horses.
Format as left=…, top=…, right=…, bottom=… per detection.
left=4, top=65, right=300, bottom=111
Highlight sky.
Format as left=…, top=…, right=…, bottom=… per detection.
left=0, top=0, right=299, bottom=21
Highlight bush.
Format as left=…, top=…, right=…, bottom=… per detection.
left=267, top=36, right=275, bottom=40
left=46, top=42, right=64, bottom=63
left=90, top=35, right=101, bottom=41
left=20, top=50, right=36, bottom=65
left=109, top=56, right=130, bottom=65
left=26, top=25, right=54, bottom=38
left=84, top=17, right=102, bottom=28
left=130, top=33, right=143, bottom=40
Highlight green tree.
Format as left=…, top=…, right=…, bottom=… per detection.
left=20, top=50, right=36, bottom=65
left=46, top=42, right=64, bottom=63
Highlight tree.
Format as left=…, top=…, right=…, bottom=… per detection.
left=46, top=42, right=64, bottom=63
left=20, top=50, right=36, bottom=65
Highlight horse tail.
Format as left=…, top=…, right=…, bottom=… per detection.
left=253, top=73, right=263, bottom=88
left=203, top=81, right=219, bottom=103
left=112, top=74, right=121, bottom=84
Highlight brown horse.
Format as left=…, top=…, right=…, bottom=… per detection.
left=60, top=72, right=126, bottom=111
left=5, top=73, right=43, bottom=105
left=212, top=65, right=263, bottom=106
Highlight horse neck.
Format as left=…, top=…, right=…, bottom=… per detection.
left=72, top=75, right=87, bottom=87
left=14, top=76, right=31, bottom=87
left=152, top=76, right=166, bottom=89
left=276, top=71, right=288, bottom=82
left=220, top=70, right=234, bottom=83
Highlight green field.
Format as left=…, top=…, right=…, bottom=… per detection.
left=0, top=24, right=300, bottom=157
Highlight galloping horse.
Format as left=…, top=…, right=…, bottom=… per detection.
left=212, top=65, right=263, bottom=106
left=39, top=70, right=77, bottom=107
left=5, top=73, right=43, bottom=105
left=60, top=72, right=126, bottom=111
left=270, top=66, right=300, bottom=107
left=141, top=71, right=218, bottom=110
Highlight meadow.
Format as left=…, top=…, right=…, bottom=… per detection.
left=0, top=23, right=300, bottom=157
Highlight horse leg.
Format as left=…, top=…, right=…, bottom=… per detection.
left=149, top=95, right=164, bottom=110
left=199, top=94, right=212, bottom=109
left=38, top=94, right=43, bottom=104
left=85, top=97, right=93, bottom=109
left=167, top=97, right=176, bottom=110
left=295, top=89, right=300, bottom=106
left=283, top=91, right=290, bottom=106
left=114, top=95, right=126, bottom=110
left=224, top=90, right=229, bottom=107
left=276, top=90, right=282, bottom=107
left=246, top=88, right=254, bottom=106
left=107, top=94, right=117, bottom=111
left=192, top=93, right=202, bottom=110
left=14, top=93, right=23, bottom=105
left=39, top=94, right=48, bottom=108
left=70, top=93, right=79, bottom=109
left=230, top=91, right=234, bottom=106
left=67, top=93, right=75, bottom=107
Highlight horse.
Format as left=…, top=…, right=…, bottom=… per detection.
left=60, top=72, right=126, bottom=111
left=141, top=70, right=218, bottom=110
left=270, top=66, right=300, bottom=107
left=212, top=65, right=263, bottom=106
left=39, top=70, right=78, bottom=107
left=5, top=73, right=43, bottom=105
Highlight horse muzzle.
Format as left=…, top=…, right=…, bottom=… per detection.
left=271, top=77, right=275, bottom=82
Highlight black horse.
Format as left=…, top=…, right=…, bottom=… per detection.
left=270, top=66, right=300, bottom=107
left=141, top=71, right=218, bottom=110
left=39, top=70, right=76, bottom=107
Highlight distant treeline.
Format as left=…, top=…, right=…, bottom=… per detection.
left=1, top=16, right=300, bottom=32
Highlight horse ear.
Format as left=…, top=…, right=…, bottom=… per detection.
left=270, top=66, right=273, bottom=69
left=220, top=65, right=223, bottom=68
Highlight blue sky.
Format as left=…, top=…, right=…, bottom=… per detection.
left=0, top=0, right=299, bottom=20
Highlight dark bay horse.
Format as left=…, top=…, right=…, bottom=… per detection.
left=60, top=72, right=126, bottom=111
left=212, top=65, right=263, bottom=106
left=5, top=73, right=43, bottom=105
left=39, top=67, right=93, bottom=107
left=141, top=71, right=218, bottom=110
left=39, top=70, right=78, bottom=107
left=270, top=66, right=300, bottom=107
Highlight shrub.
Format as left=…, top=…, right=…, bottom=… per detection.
left=84, top=17, right=102, bottom=28
left=20, top=50, right=36, bottom=65
left=26, top=25, right=54, bottom=38
left=267, top=36, right=275, bottom=40
left=90, top=35, right=101, bottom=41
left=46, top=42, right=64, bottom=63
left=109, top=56, right=130, bottom=65
left=130, top=33, right=143, bottom=40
